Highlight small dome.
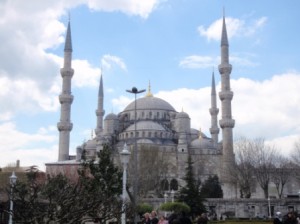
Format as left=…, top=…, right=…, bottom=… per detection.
left=176, top=111, right=189, bottom=119
left=190, top=138, right=213, bottom=149
left=84, top=139, right=97, bottom=149
left=105, top=113, right=118, bottom=120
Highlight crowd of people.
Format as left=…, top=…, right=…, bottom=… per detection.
left=141, top=210, right=300, bottom=224
left=273, top=211, right=300, bottom=224
left=141, top=211, right=209, bottom=224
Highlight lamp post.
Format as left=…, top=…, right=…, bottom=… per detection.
left=9, top=171, right=17, bottom=224
left=268, top=197, right=271, bottom=219
left=164, top=192, right=168, bottom=217
left=120, top=143, right=131, bottom=224
left=126, top=87, right=145, bottom=224
left=170, top=189, right=175, bottom=203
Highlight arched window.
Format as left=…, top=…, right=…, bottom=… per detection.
left=170, top=179, right=178, bottom=191
left=160, top=179, right=169, bottom=191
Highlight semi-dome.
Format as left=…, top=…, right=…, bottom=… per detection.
left=176, top=111, right=189, bottom=119
left=125, top=121, right=166, bottom=131
left=123, top=96, right=175, bottom=112
left=105, top=113, right=118, bottom=120
left=190, top=137, right=213, bottom=149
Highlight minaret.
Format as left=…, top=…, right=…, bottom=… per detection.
left=95, top=74, right=105, bottom=137
left=218, top=14, right=235, bottom=182
left=57, top=21, right=74, bottom=161
left=209, top=71, right=219, bottom=145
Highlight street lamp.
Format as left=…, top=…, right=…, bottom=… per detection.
left=120, top=143, right=131, bottom=224
left=126, top=87, right=145, bottom=224
left=170, top=189, right=175, bottom=203
left=9, top=171, right=17, bottom=224
left=268, top=197, right=271, bottom=219
left=164, top=192, right=168, bottom=217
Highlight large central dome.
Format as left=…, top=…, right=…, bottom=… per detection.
left=123, top=96, right=176, bottom=112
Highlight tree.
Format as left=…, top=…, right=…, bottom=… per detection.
left=271, top=155, right=294, bottom=199
left=127, top=144, right=170, bottom=198
left=178, top=154, right=206, bottom=218
left=233, top=137, right=256, bottom=198
left=252, top=139, right=277, bottom=199
left=13, top=144, right=124, bottom=223
left=200, top=175, right=223, bottom=198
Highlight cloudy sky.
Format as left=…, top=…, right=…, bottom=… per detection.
left=0, top=0, right=300, bottom=171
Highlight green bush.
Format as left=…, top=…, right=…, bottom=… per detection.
left=137, top=203, right=153, bottom=216
left=159, top=202, right=190, bottom=213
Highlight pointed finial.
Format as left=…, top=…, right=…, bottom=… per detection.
left=199, top=128, right=202, bottom=139
left=223, top=7, right=225, bottom=18
left=68, top=11, right=71, bottom=22
left=91, top=129, right=94, bottom=139
left=146, top=80, right=153, bottom=97
left=221, top=8, right=229, bottom=47
left=64, top=18, right=72, bottom=52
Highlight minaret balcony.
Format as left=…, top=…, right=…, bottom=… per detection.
left=219, top=91, right=233, bottom=100
left=60, top=68, right=74, bottom=77
left=96, top=109, right=105, bottom=116
left=57, top=121, right=73, bottom=131
left=210, top=127, right=220, bottom=135
left=218, top=64, right=232, bottom=75
left=219, top=119, right=235, bottom=128
left=209, top=108, right=219, bottom=115
left=59, top=94, right=74, bottom=103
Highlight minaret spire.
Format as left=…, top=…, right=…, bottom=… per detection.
left=57, top=20, right=74, bottom=161
left=209, top=70, right=219, bottom=144
left=218, top=13, right=235, bottom=196
left=95, top=73, right=105, bottom=136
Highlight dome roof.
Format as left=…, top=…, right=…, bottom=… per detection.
left=105, top=113, right=118, bottom=120
left=123, top=96, right=175, bottom=112
left=176, top=111, right=189, bottom=119
left=84, top=139, right=97, bottom=149
left=190, top=137, right=213, bottom=149
left=125, top=121, right=166, bottom=131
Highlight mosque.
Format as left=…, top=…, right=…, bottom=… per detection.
left=46, top=15, right=236, bottom=199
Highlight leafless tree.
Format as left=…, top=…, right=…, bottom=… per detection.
left=271, top=155, right=294, bottom=198
left=233, top=137, right=256, bottom=198
left=127, top=144, right=171, bottom=198
left=249, top=138, right=277, bottom=199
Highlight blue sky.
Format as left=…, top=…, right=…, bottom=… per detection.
left=1, top=0, right=300, bottom=170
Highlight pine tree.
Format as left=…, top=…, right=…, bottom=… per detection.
left=178, top=154, right=206, bottom=218
left=200, top=175, right=223, bottom=198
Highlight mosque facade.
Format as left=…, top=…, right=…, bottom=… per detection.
left=46, top=16, right=236, bottom=199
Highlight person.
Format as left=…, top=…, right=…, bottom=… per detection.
left=178, top=211, right=192, bottom=224
left=283, top=212, right=297, bottom=224
left=168, top=212, right=178, bottom=224
left=273, top=212, right=282, bottom=224
left=197, top=213, right=208, bottom=224
left=158, top=215, right=168, bottom=224
left=142, top=213, right=151, bottom=224
left=151, top=211, right=159, bottom=224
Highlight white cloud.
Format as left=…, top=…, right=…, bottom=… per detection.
left=86, top=0, right=161, bottom=18
left=73, top=59, right=102, bottom=88
left=0, top=0, right=158, bottom=120
left=179, top=54, right=258, bottom=69
left=198, top=16, right=267, bottom=41
left=101, top=54, right=127, bottom=71
left=0, top=122, right=57, bottom=170
left=179, top=55, right=216, bottom=69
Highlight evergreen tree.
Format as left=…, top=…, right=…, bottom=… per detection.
left=13, top=144, right=123, bottom=223
left=200, top=175, right=223, bottom=198
left=178, top=154, right=206, bottom=218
